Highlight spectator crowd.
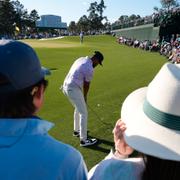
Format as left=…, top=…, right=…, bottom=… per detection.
left=117, top=34, right=180, bottom=64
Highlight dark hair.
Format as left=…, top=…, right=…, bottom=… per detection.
left=142, top=154, right=180, bottom=180
left=93, top=51, right=104, bottom=61
left=0, top=79, right=48, bottom=118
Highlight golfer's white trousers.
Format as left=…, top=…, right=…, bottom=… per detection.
left=63, top=85, right=87, bottom=141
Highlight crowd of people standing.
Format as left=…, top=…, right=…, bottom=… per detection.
left=117, top=34, right=180, bottom=64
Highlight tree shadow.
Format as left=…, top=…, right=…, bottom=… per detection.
left=49, top=68, right=58, bottom=71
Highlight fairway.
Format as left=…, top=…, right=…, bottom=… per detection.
left=23, top=35, right=166, bottom=169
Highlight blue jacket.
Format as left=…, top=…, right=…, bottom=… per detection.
left=0, top=117, right=87, bottom=180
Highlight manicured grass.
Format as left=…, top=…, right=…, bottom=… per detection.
left=23, top=35, right=166, bottom=169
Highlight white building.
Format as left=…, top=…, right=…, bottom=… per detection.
left=36, top=15, right=67, bottom=29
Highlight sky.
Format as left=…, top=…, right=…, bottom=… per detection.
left=18, top=0, right=163, bottom=25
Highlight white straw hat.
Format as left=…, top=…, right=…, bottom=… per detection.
left=121, top=63, right=180, bottom=161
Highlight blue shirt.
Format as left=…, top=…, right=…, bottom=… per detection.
left=0, top=118, right=87, bottom=180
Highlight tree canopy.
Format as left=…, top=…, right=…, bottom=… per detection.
left=0, top=0, right=15, bottom=36
left=69, top=0, right=107, bottom=33
left=0, top=0, right=39, bottom=36
left=153, top=0, right=180, bottom=40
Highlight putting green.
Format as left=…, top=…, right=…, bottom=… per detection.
left=21, top=38, right=80, bottom=48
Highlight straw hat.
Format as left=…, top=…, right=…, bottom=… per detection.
left=121, top=63, right=180, bottom=161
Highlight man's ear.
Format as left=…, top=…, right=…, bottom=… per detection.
left=33, top=85, right=45, bottom=112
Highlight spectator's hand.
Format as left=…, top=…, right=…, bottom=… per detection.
left=113, top=119, right=134, bottom=157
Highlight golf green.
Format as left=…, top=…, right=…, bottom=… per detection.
left=23, top=35, right=166, bottom=169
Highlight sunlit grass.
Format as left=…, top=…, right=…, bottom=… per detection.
left=23, top=35, right=166, bottom=169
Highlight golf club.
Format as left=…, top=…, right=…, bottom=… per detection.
left=87, top=104, right=114, bottom=129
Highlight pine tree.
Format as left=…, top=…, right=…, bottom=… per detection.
left=0, top=0, right=15, bottom=36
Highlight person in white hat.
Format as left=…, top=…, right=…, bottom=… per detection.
left=88, top=63, right=180, bottom=180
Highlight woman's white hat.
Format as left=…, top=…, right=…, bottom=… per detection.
left=121, top=63, right=180, bottom=161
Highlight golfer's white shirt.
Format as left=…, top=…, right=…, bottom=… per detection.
left=64, top=56, right=93, bottom=89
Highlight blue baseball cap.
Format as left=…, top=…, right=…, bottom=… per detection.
left=0, top=40, right=50, bottom=92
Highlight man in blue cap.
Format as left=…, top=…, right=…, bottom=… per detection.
left=0, top=40, right=87, bottom=179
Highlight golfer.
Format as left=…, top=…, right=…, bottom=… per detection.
left=80, top=31, right=84, bottom=43
left=62, top=51, right=104, bottom=147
